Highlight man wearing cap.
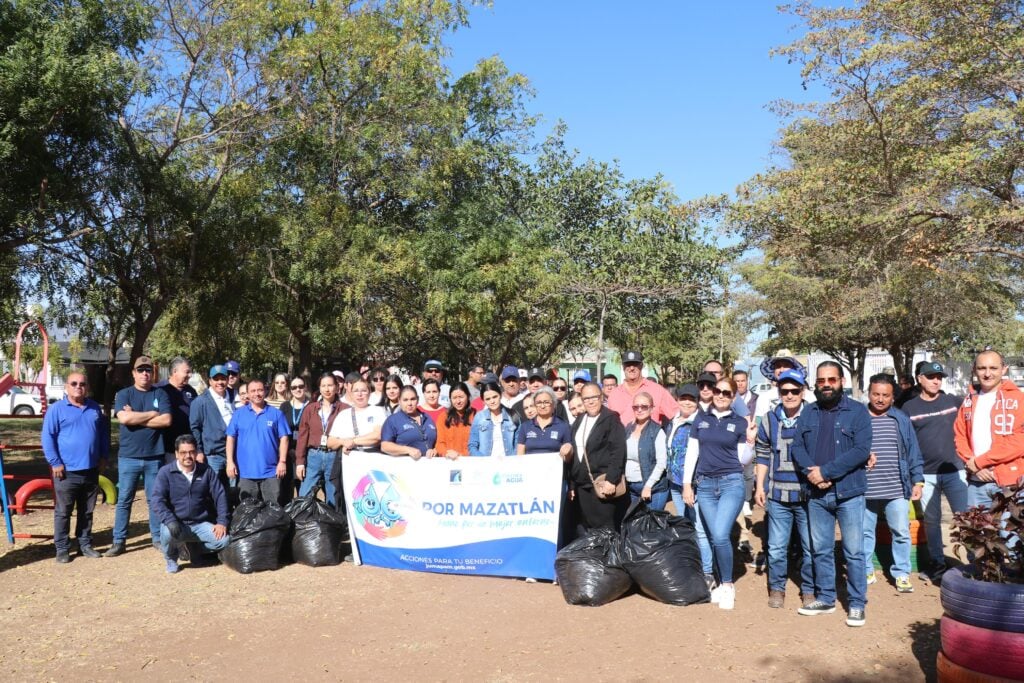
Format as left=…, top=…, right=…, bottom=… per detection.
left=418, top=360, right=451, bottom=408
left=900, top=360, right=965, bottom=582
left=157, top=356, right=197, bottom=465
left=223, top=360, right=241, bottom=402
left=755, top=352, right=815, bottom=421
left=755, top=368, right=816, bottom=609
left=226, top=378, right=292, bottom=503
left=499, top=366, right=525, bottom=412
left=42, top=371, right=110, bottom=563
left=105, top=355, right=172, bottom=557
left=189, top=364, right=235, bottom=493
left=954, top=349, right=1024, bottom=510
left=606, top=350, right=678, bottom=427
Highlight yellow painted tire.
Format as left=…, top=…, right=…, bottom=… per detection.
left=98, top=475, right=117, bottom=505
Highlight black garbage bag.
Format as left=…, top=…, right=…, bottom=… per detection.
left=219, top=499, right=292, bottom=574
left=619, top=501, right=710, bottom=605
left=555, top=528, right=633, bottom=606
left=284, top=494, right=348, bottom=567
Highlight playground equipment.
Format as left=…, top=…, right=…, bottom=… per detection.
left=1, top=321, right=53, bottom=544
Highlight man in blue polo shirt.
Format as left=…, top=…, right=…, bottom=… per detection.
left=226, top=378, right=291, bottom=504
left=42, top=371, right=110, bottom=563
left=106, top=355, right=172, bottom=557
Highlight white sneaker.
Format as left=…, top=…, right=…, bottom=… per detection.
left=710, top=584, right=723, bottom=604
left=718, top=584, right=735, bottom=610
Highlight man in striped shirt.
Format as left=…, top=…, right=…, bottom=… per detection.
left=862, top=374, right=925, bottom=594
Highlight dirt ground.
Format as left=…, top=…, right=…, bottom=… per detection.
left=1, top=489, right=945, bottom=682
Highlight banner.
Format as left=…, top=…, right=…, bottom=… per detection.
left=342, top=451, right=564, bottom=580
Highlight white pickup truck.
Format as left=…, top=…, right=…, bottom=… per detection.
left=0, top=386, right=44, bottom=416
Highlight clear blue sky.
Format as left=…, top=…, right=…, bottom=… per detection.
left=445, top=1, right=824, bottom=203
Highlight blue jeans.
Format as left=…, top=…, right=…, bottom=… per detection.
left=671, top=484, right=713, bottom=575
left=113, top=456, right=163, bottom=544
left=921, top=470, right=968, bottom=566
left=967, top=479, right=1001, bottom=509
left=863, top=497, right=911, bottom=579
left=765, top=498, right=814, bottom=594
left=160, top=522, right=231, bottom=561
left=695, top=472, right=746, bottom=583
left=628, top=481, right=669, bottom=512
left=808, top=490, right=867, bottom=609
left=299, top=448, right=336, bottom=504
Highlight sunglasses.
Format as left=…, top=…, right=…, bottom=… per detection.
left=291, top=384, right=304, bottom=390
left=227, top=371, right=239, bottom=377
left=712, top=388, right=734, bottom=398
left=135, top=367, right=153, bottom=373
left=553, top=385, right=567, bottom=392
left=632, top=404, right=652, bottom=411
left=371, top=376, right=386, bottom=382
left=779, top=388, right=802, bottom=397
left=69, top=381, right=88, bottom=387
left=815, top=377, right=841, bottom=386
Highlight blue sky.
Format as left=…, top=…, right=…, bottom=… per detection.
left=446, top=1, right=824, bottom=203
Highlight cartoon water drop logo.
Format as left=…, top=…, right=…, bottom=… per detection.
left=351, top=470, right=409, bottom=540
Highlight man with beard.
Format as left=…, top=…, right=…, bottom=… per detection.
left=791, top=361, right=872, bottom=627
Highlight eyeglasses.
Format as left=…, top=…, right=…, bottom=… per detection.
left=815, top=377, right=841, bottom=386
left=227, top=371, right=239, bottom=377
left=779, top=388, right=802, bottom=397
left=68, top=381, right=88, bottom=387
left=712, top=388, right=734, bottom=398
left=632, top=404, right=652, bottom=411
left=135, top=367, right=153, bottom=374
left=371, top=377, right=385, bottom=382
left=553, top=385, right=567, bottom=392
left=291, top=384, right=304, bottom=390
left=534, top=399, right=553, bottom=406
left=581, top=395, right=602, bottom=402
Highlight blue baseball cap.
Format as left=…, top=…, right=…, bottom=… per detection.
left=573, top=369, right=591, bottom=382
left=209, top=364, right=228, bottom=379
left=501, top=365, right=519, bottom=380
left=776, top=369, right=806, bottom=388
left=223, top=360, right=240, bottom=374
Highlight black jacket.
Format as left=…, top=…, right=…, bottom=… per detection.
left=570, top=407, right=626, bottom=488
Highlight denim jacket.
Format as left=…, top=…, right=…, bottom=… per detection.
left=874, top=407, right=926, bottom=499
left=791, top=395, right=872, bottom=499
left=468, top=409, right=517, bottom=456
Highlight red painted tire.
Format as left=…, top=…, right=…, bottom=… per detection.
left=941, top=617, right=1024, bottom=680
left=941, top=568, right=1024, bottom=634
left=14, top=478, right=54, bottom=515
left=937, top=650, right=1022, bottom=683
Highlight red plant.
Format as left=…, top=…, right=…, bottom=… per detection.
left=951, top=478, right=1024, bottom=584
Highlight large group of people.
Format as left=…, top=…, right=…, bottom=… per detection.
left=38, top=347, right=1022, bottom=621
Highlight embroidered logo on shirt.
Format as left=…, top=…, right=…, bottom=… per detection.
left=726, top=423, right=736, bottom=433
left=550, top=431, right=559, bottom=439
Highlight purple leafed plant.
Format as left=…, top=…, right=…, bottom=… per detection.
left=951, top=478, right=1024, bottom=584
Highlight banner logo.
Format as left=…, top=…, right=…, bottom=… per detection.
left=351, top=470, right=409, bottom=540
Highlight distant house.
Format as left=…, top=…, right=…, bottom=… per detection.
left=1, top=340, right=132, bottom=405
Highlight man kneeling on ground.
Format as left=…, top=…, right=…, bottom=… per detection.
left=151, top=434, right=230, bottom=574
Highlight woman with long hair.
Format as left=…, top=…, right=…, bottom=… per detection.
left=468, top=382, right=516, bottom=457
left=267, top=373, right=290, bottom=409
left=436, top=383, right=476, bottom=459
left=380, top=374, right=404, bottom=415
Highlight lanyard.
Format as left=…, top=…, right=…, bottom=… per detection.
left=351, top=407, right=359, bottom=436
left=291, top=401, right=306, bottom=426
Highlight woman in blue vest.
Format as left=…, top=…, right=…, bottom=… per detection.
left=683, top=377, right=757, bottom=610
left=624, top=391, right=669, bottom=510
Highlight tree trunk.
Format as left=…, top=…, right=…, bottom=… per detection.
left=296, top=321, right=314, bottom=382
left=595, top=296, right=607, bottom=380
left=104, top=329, right=119, bottom=419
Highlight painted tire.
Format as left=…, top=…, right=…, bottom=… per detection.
left=941, top=568, right=1024, bottom=634
left=98, top=475, right=117, bottom=504
left=940, top=617, right=1024, bottom=680
left=13, top=478, right=54, bottom=515
left=937, top=650, right=1021, bottom=683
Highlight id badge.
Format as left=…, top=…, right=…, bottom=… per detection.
left=320, top=435, right=328, bottom=448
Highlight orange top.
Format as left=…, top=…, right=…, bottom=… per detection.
left=436, top=417, right=473, bottom=457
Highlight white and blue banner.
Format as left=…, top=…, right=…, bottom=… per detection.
left=342, top=451, right=563, bottom=580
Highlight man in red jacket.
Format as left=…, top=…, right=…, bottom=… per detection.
left=953, top=349, right=1024, bottom=508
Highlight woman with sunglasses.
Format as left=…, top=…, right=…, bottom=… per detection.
left=267, top=373, right=290, bottom=409
left=683, top=376, right=757, bottom=610
left=381, top=386, right=438, bottom=459
left=468, top=382, right=517, bottom=457
left=436, top=383, right=475, bottom=459
left=552, top=379, right=572, bottom=419
left=284, top=376, right=309, bottom=499
left=624, top=391, right=669, bottom=510
left=379, top=374, right=404, bottom=415
left=367, top=367, right=388, bottom=406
